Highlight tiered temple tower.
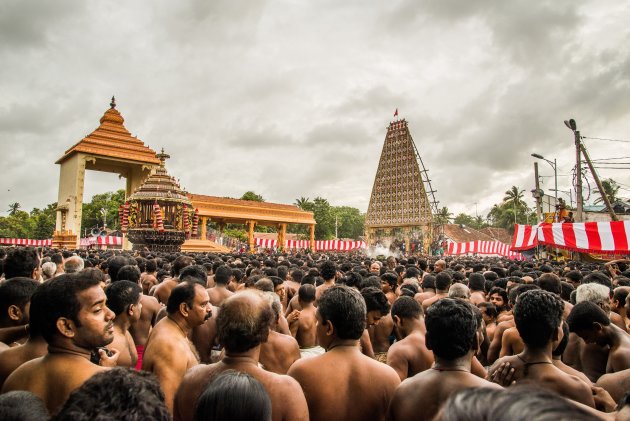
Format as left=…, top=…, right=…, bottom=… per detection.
left=365, top=119, right=436, bottom=253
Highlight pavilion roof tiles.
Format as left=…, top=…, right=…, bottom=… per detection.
left=56, top=98, right=160, bottom=165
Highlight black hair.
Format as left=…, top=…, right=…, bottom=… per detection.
left=105, top=281, right=141, bottom=316
left=318, top=285, right=366, bottom=340
left=217, top=292, right=273, bottom=353
left=422, top=275, right=436, bottom=290
left=276, top=266, right=288, bottom=281
left=404, top=267, right=421, bottom=280
left=488, top=287, right=508, bottom=309
left=0, top=277, right=39, bottom=320
left=172, top=255, right=194, bottom=277
left=343, top=271, right=363, bottom=289
left=3, top=247, right=39, bottom=279
left=514, top=290, right=564, bottom=348
left=291, top=269, right=304, bottom=283
left=391, top=296, right=422, bottom=319
left=115, top=265, right=141, bottom=284
left=435, top=272, right=452, bottom=291
left=380, top=272, right=398, bottom=289
left=180, top=265, right=208, bottom=285
left=567, top=301, right=611, bottom=332
left=477, top=302, right=497, bottom=320
left=508, top=284, right=539, bottom=305
left=298, top=284, right=316, bottom=303
left=52, top=368, right=169, bottom=420
left=319, top=260, right=337, bottom=281
left=361, top=275, right=381, bottom=290
left=361, top=287, right=390, bottom=315
left=538, top=273, right=562, bottom=295
left=107, top=256, right=129, bottom=282
left=0, top=391, right=49, bottom=421
left=425, top=298, right=478, bottom=360
left=37, top=273, right=102, bottom=343
left=468, top=273, right=485, bottom=291
left=166, top=282, right=198, bottom=315
left=145, top=259, right=157, bottom=273
left=194, top=370, right=271, bottom=421
left=583, top=272, right=613, bottom=289
left=564, top=270, right=583, bottom=284
left=213, top=265, right=232, bottom=285
left=560, top=282, right=574, bottom=302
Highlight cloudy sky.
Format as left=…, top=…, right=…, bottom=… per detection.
left=2, top=0, right=630, bottom=219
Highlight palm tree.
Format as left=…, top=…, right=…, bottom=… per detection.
left=594, top=179, right=621, bottom=205
left=503, top=186, right=525, bottom=225
left=434, top=207, right=453, bottom=225
left=294, top=197, right=312, bottom=210
left=7, top=202, right=21, bottom=215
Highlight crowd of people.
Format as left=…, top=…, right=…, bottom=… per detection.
left=0, top=245, right=629, bottom=420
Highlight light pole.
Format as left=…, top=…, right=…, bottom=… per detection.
left=531, top=153, right=557, bottom=205
left=564, top=119, right=583, bottom=222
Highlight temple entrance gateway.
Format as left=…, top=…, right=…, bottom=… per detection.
left=365, top=118, right=437, bottom=253
left=53, top=98, right=160, bottom=249
left=53, top=98, right=316, bottom=251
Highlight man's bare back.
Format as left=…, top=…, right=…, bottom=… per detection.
left=152, top=278, right=178, bottom=305
left=206, top=286, right=233, bottom=307
left=260, top=330, right=301, bottom=374
left=388, top=367, right=500, bottom=421
left=288, top=346, right=400, bottom=421
left=386, top=331, right=433, bottom=380
left=174, top=357, right=309, bottom=421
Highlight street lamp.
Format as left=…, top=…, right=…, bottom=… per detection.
left=531, top=153, right=558, bottom=205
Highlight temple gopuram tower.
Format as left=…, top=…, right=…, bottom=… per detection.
left=365, top=118, right=437, bottom=253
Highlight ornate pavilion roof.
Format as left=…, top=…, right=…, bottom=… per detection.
left=55, top=97, right=160, bottom=165
left=128, top=149, right=191, bottom=205
left=365, top=119, right=433, bottom=228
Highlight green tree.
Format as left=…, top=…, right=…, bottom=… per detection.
left=434, top=207, right=453, bottom=225
left=295, top=197, right=312, bottom=210
left=594, top=178, right=621, bottom=205
left=453, top=213, right=476, bottom=227
left=30, top=203, right=57, bottom=239
left=7, top=202, right=21, bottom=215
left=240, top=191, right=265, bottom=202
left=312, top=197, right=335, bottom=240
left=0, top=210, right=33, bottom=238
left=333, top=206, right=365, bottom=239
left=81, top=189, right=126, bottom=234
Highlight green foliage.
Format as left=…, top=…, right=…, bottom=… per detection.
left=81, top=189, right=126, bottom=234
left=289, top=197, right=365, bottom=240
left=240, top=191, right=265, bottom=202
left=434, top=207, right=453, bottom=224
left=223, top=227, right=247, bottom=242
left=7, top=202, right=21, bottom=215
left=594, top=178, right=621, bottom=205
left=486, top=186, right=536, bottom=232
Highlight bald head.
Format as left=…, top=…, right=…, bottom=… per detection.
left=217, top=291, right=273, bottom=353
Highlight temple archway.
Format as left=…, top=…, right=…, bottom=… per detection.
left=53, top=97, right=160, bottom=249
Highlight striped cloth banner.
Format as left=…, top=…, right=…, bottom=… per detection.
left=0, top=238, right=52, bottom=247
left=512, top=221, right=630, bottom=254
left=255, top=238, right=367, bottom=251
left=79, top=236, right=123, bottom=247
left=446, top=240, right=525, bottom=260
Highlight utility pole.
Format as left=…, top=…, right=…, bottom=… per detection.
left=580, top=142, right=618, bottom=221
left=534, top=162, right=543, bottom=221
left=565, top=119, right=583, bottom=221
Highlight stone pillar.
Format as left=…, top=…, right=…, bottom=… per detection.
left=278, top=223, right=287, bottom=251
left=247, top=220, right=256, bottom=251
left=200, top=216, right=207, bottom=240
left=54, top=153, right=86, bottom=248
left=309, top=224, right=315, bottom=250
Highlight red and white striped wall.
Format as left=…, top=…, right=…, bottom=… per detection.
left=446, top=240, right=525, bottom=260
left=255, top=238, right=367, bottom=251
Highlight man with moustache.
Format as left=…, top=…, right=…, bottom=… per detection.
left=142, top=280, right=211, bottom=413
left=1, top=273, right=120, bottom=414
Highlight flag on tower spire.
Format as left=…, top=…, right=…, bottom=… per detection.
left=394, top=108, right=398, bottom=117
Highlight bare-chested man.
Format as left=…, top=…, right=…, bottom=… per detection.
left=414, top=275, right=436, bottom=306
left=206, top=265, right=234, bottom=307
left=0, top=277, right=38, bottom=348
left=174, top=290, right=309, bottom=421
left=151, top=255, right=193, bottom=304
left=421, top=272, right=452, bottom=312
left=568, top=301, right=630, bottom=374
left=288, top=284, right=324, bottom=358
left=142, top=281, right=211, bottom=412
left=490, top=290, right=595, bottom=407
left=468, top=273, right=487, bottom=306
left=380, top=272, right=398, bottom=305
left=315, top=261, right=337, bottom=302
left=1, top=274, right=119, bottom=414
left=389, top=298, right=501, bottom=421
left=387, top=296, right=433, bottom=381
left=0, top=282, right=49, bottom=389
left=288, top=285, right=400, bottom=421
left=260, top=293, right=301, bottom=374
left=362, top=287, right=392, bottom=363
left=104, top=280, right=142, bottom=368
